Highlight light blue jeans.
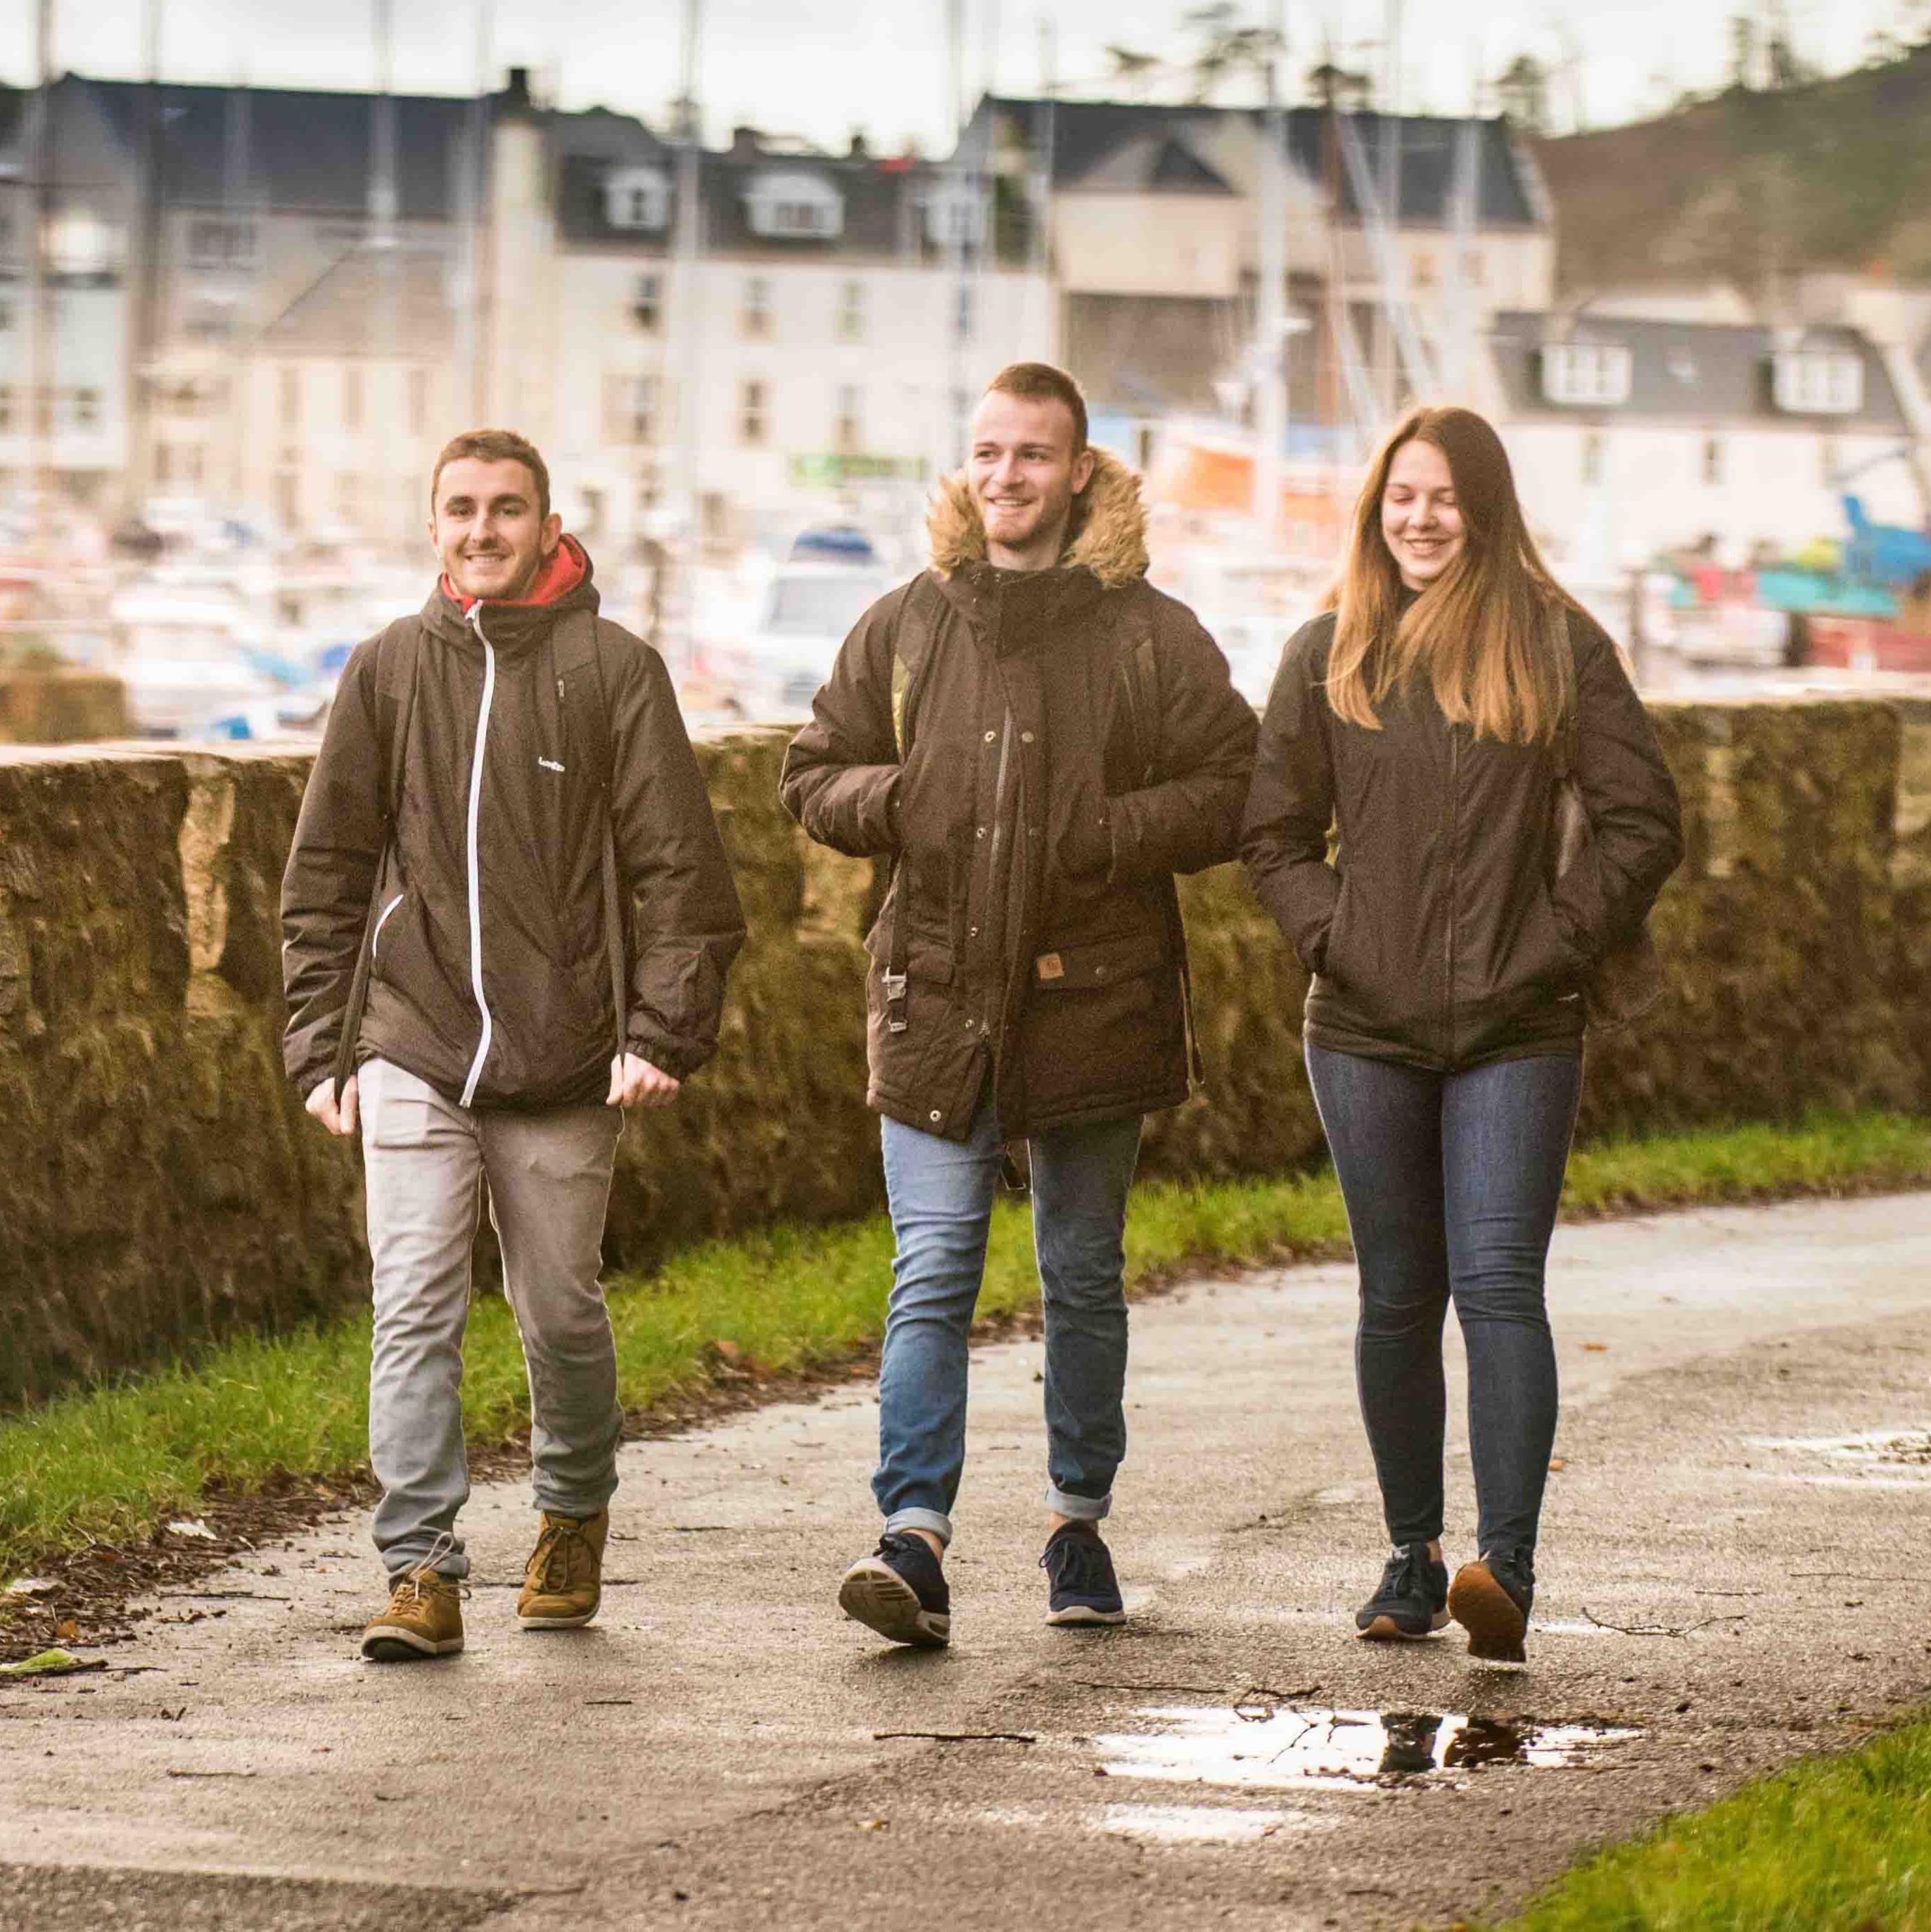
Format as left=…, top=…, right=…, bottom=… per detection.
left=875, top=1094, right=1142, bottom=1546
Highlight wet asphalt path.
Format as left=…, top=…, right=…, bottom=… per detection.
left=5, top=1193, right=1931, bottom=1931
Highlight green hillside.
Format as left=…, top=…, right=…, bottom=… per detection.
left=1536, top=42, right=1931, bottom=294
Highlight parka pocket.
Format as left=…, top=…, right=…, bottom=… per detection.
left=1020, top=928, right=1180, bottom=1116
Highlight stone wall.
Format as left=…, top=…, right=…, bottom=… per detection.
left=0, top=668, right=128, bottom=744
left=4, top=697, right=1928, bottom=1405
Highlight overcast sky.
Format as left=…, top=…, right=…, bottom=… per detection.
left=0, top=0, right=1913, bottom=150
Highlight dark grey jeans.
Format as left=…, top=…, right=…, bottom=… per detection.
left=1304, top=1040, right=1581, bottom=1562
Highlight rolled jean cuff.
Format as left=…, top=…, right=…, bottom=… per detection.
left=884, top=1506, right=953, bottom=1548
left=533, top=1478, right=619, bottom=1523
left=1044, top=1483, right=1111, bottom=1523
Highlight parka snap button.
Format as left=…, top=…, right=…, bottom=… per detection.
left=969, top=924, right=979, bottom=936
left=1021, top=730, right=1035, bottom=744
left=929, top=1110, right=943, bottom=1123
left=983, top=730, right=996, bottom=742
left=976, top=825, right=986, bottom=838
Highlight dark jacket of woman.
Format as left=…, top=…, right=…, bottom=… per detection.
left=1240, top=604, right=1683, bottom=1070
left=780, top=452, right=1258, bottom=1140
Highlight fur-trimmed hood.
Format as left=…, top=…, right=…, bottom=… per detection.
left=926, top=446, right=1149, bottom=588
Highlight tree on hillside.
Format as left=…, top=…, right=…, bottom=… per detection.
left=1495, top=53, right=1550, bottom=132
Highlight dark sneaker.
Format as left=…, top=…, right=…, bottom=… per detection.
left=839, top=1532, right=951, bottom=1648
left=1448, top=1550, right=1535, bottom=1663
left=1041, top=1521, right=1126, bottom=1627
left=1356, top=1542, right=1449, bottom=1640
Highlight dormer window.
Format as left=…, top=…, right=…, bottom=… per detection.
left=604, top=166, right=670, bottom=232
left=921, top=184, right=985, bottom=248
left=1541, top=341, right=1631, bottom=407
left=744, top=171, right=842, bottom=240
left=1773, top=350, right=1863, bottom=417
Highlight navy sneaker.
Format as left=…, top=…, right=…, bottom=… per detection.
left=839, top=1532, right=950, bottom=1648
left=1040, top=1521, right=1126, bottom=1626
left=1356, top=1542, right=1450, bottom=1641
left=1448, top=1549, right=1535, bottom=1663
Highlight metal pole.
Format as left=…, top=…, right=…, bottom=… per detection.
left=1377, top=0, right=1402, bottom=420
left=121, top=0, right=163, bottom=522
left=944, top=0, right=968, bottom=475
left=25, top=0, right=54, bottom=567
left=1254, top=0, right=1287, bottom=535
left=459, top=0, right=493, bottom=424
left=672, top=0, right=703, bottom=673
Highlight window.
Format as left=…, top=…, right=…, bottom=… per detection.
left=1581, top=430, right=1605, bottom=487
left=834, top=383, right=862, bottom=455
left=186, top=217, right=256, bottom=271
left=1819, top=435, right=1841, bottom=485
left=742, top=170, right=843, bottom=240
left=955, top=281, right=976, bottom=343
left=1702, top=435, right=1724, bottom=485
left=835, top=279, right=865, bottom=343
left=0, top=385, right=13, bottom=431
left=1411, top=249, right=1436, bottom=290
left=741, top=276, right=772, bottom=339
left=1542, top=341, right=1631, bottom=407
left=68, top=387, right=100, bottom=430
left=0, top=299, right=12, bottom=333
left=1772, top=350, right=1863, bottom=417
left=739, top=378, right=769, bottom=447
left=155, top=376, right=227, bottom=417
left=922, top=184, right=986, bottom=249
left=407, top=367, right=428, bottom=436
left=279, top=366, right=302, bottom=433
left=604, top=373, right=659, bottom=445
left=274, top=469, right=298, bottom=526
left=343, top=367, right=364, bottom=433
left=603, top=166, right=670, bottom=232
left=1462, top=247, right=1485, bottom=287
left=633, top=272, right=663, bottom=331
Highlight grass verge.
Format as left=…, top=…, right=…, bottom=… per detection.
left=1489, top=1710, right=1931, bottom=1931
left=3, top=1110, right=1930, bottom=1578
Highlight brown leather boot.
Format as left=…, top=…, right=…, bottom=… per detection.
left=516, top=1508, right=609, bottom=1629
left=361, top=1564, right=464, bottom=1661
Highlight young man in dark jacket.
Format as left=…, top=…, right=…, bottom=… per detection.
left=781, top=364, right=1256, bottom=1645
left=283, top=429, right=744, bottom=1662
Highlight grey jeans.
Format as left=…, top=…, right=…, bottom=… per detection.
left=359, top=1057, right=624, bottom=1580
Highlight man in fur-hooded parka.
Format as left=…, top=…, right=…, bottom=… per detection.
left=781, top=372, right=1258, bottom=1145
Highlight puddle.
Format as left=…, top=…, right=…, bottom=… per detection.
left=1754, top=1427, right=1931, bottom=1466
left=1101, top=1803, right=1325, bottom=1843
left=1094, top=1703, right=1638, bottom=1791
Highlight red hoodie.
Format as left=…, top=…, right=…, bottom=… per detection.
left=442, top=533, right=588, bottom=614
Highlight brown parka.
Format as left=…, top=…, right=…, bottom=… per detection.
left=281, top=539, right=745, bottom=1110
left=1240, top=604, right=1683, bottom=1070
left=779, top=452, right=1258, bottom=1141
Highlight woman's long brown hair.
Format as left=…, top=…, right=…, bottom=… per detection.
left=1326, top=405, right=1575, bottom=744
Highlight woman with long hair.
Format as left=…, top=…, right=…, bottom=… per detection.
left=1242, top=405, right=1683, bottom=1662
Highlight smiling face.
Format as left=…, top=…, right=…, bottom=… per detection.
left=1380, top=436, right=1467, bottom=591
left=966, top=388, right=1097, bottom=571
left=429, top=456, right=561, bottom=602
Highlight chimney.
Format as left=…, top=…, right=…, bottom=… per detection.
left=503, top=67, right=533, bottom=112
left=729, top=125, right=762, bottom=161
left=848, top=129, right=871, bottom=161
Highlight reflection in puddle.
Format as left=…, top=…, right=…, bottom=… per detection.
left=1094, top=1704, right=1638, bottom=1792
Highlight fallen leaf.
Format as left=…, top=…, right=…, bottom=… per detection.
left=165, top=1519, right=217, bottom=1542
left=1581, top=1342, right=1609, bottom=1354
left=3, top=1578, right=56, bottom=1599
left=856, top=1817, right=889, bottom=1831
left=1548, top=1458, right=1567, bottom=1472
left=0, top=1649, right=106, bottom=1679
left=53, top=1618, right=79, bottom=1643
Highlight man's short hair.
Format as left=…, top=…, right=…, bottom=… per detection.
left=430, top=428, right=551, bottom=520
left=983, top=362, right=1088, bottom=453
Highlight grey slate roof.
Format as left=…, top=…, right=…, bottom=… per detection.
left=1489, top=311, right=1908, bottom=428
left=4, top=75, right=476, bottom=220
left=1068, top=129, right=1235, bottom=193
left=975, top=96, right=1541, bottom=228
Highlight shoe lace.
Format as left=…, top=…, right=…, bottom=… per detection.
left=1040, top=1530, right=1109, bottom=1593
left=1380, top=1544, right=1423, bottom=1600
left=391, top=1531, right=462, bottom=1613
left=529, top=1516, right=588, bottom=1593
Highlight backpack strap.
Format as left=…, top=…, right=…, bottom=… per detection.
left=554, top=609, right=628, bottom=1062
left=331, top=618, right=421, bottom=1102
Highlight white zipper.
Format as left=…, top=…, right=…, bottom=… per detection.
left=459, top=605, right=498, bottom=1107
left=371, top=891, right=404, bottom=959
